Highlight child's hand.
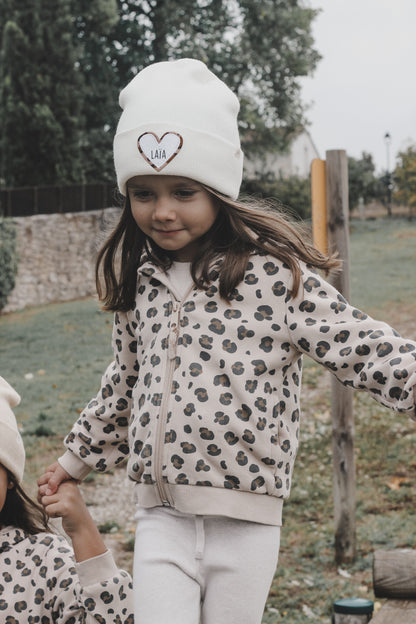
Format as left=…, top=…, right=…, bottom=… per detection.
left=41, top=480, right=90, bottom=537
left=38, top=461, right=72, bottom=497
left=41, top=480, right=107, bottom=562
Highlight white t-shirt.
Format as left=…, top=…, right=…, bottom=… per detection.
left=165, top=261, right=194, bottom=300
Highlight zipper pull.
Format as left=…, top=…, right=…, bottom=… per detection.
left=168, top=326, right=178, bottom=359
left=168, top=302, right=180, bottom=360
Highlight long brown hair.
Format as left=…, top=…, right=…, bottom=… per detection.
left=96, top=188, right=340, bottom=312
left=0, top=471, right=50, bottom=534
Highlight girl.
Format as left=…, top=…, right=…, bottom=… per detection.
left=0, top=376, right=134, bottom=623
left=38, top=59, right=416, bottom=624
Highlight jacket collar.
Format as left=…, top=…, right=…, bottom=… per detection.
left=138, top=261, right=176, bottom=294
left=137, top=258, right=224, bottom=303
left=138, top=257, right=223, bottom=283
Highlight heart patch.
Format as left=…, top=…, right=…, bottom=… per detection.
left=138, top=132, right=183, bottom=171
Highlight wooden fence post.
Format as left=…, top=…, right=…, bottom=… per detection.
left=311, top=158, right=327, bottom=254
left=325, top=149, right=356, bottom=563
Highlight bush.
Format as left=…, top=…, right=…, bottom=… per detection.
left=98, top=520, right=120, bottom=534
left=241, top=173, right=311, bottom=220
left=0, top=218, right=19, bottom=311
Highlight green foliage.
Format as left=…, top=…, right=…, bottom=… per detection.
left=0, top=0, right=118, bottom=187
left=123, top=536, right=135, bottom=552
left=31, top=411, right=55, bottom=437
left=242, top=173, right=311, bottom=220
left=33, top=424, right=55, bottom=437
left=0, top=217, right=18, bottom=310
left=0, top=1, right=85, bottom=186
left=393, top=144, right=416, bottom=210
left=233, top=1, right=321, bottom=157
left=98, top=520, right=120, bottom=533
left=0, top=0, right=321, bottom=186
left=108, top=0, right=321, bottom=161
left=84, top=472, right=97, bottom=483
left=347, top=152, right=383, bottom=209
left=72, top=0, right=120, bottom=183
left=1, top=2, right=80, bottom=186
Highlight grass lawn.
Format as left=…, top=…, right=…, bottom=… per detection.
left=0, top=299, right=114, bottom=479
left=1, top=214, right=416, bottom=622
left=349, top=216, right=416, bottom=312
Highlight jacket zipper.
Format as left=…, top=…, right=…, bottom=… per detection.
left=154, top=286, right=193, bottom=506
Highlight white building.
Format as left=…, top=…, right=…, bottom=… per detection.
left=244, top=130, right=320, bottom=180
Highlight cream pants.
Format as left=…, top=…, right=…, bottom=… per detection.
left=133, top=506, right=280, bottom=624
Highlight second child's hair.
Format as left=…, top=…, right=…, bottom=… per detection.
left=96, top=189, right=340, bottom=312
left=0, top=471, right=50, bottom=534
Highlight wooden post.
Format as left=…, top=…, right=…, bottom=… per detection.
left=325, top=149, right=356, bottom=564
left=311, top=158, right=327, bottom=254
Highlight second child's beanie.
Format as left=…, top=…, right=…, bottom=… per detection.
left=114, top=58, right=244, bottom=199
left=0, top=377, right=25, bottom=483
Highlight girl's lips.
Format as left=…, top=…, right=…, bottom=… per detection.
left=154, top=228, right=184, bottom=235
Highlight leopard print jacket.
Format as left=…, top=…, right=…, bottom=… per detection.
left=60, top=254, right=416, bottom=525
left=0, top=526, right=133, bottom=622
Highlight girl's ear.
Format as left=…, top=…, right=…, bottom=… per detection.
left=7, top=481, right=15, bottom=490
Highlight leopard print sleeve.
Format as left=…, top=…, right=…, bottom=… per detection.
left=72, top=549, right=134, bottom=623
left=1, top=531, right=134, bottom=623
left=52, top=543, right=134, bottom=623
left=64, top=310, right=139, bottom=472
left=286, top=265, right=416, bottom=416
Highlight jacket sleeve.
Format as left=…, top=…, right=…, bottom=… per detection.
left=40, top=535, right=134, bottom=623
left=63, top=311, right=139, bottom=476
left=286, top=265, right=416, bottom=418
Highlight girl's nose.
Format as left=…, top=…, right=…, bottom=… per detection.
left=152, top=197, right=175, bottom=220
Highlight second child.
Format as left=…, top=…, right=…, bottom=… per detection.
left=0, top=376, right=134, bottom=623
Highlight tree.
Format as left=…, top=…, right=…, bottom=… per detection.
left=393, top=145, right=416, bottom=217
left=0, top=1, right=320, bottom=187
left=0, top=0, right=84, bottom=187
left=242, top=173, right=311, bottom=220
left=0, top=218, right=18, bottom=311
left=347, top=152, right=380, bottom=210
left=107, top=0, right=321, bottom=161
left=229, top=0, right=321, bottom=157
left=72, top=0, right=119, bottom=183
left=0, top=0, right=119, bottom=187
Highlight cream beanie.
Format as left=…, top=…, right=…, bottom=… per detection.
left=113, top=58, right=244, bottom=199
left=0, top=377, right=25, bottom=483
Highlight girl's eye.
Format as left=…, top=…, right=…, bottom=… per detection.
left=175, top=189, right=197, bottom=199
left=132, top=190, right=153, bottom=200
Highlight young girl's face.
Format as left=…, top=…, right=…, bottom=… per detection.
left=128, top=175, right=219, bottom=262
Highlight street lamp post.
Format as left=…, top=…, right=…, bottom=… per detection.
left=384, top=132, right=392, bottom=216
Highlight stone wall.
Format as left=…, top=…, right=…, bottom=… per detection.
left=3, top=207, right=121, bottom=313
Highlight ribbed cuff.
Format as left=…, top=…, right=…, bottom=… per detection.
left=58, top=451, right=92, bottom=481
left=75, top=550, right=119, bottom=587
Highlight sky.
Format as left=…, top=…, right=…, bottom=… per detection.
left=301, top=0, right=416, bottom=173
